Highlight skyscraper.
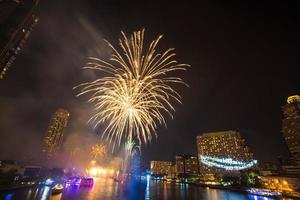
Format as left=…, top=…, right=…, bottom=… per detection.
left=43, top=109, right=70, bottom=158
left=0, top=0, right=39, bottom=79
left=282, top=95, right=300, bottom=165
left=196, top=130, right=253, bottom=172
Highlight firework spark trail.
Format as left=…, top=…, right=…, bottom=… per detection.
left=75, top=29, right=189, bottom=149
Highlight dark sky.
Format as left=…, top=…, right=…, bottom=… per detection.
left=0, top=0, right=299, bottom=167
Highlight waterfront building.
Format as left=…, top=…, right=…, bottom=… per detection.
left=43, top=109, right=70, bottom=158
left=281, top=165, right=300, bottom=178
left=261, top=176, right=300, bottom=192
left=196, top=130, right=254, bottom=173
left=282, top=95, right=300, bottom=165
left=150, top=160, right=172, bottom=176
left=22, top=166, right=41, bottom=178
left=0, top=0, right=40, bottom=79
left=167, top=164, right=177, bottom=178
left=0, top=160, right=22, bottom=174
left=175, top=155, right=199, bottom=176
left=259, top=162, right=280, bottom=176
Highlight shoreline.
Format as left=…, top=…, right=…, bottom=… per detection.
left=154, top=179, right=300, bottom=199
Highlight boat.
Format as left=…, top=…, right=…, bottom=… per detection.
left=80, top=177, right=94, bottom=187
left=247, top=188, right=282, bottom=198
left=66, top=176, right=81, bottom=186
left=52, top=184, right=64, bottom=194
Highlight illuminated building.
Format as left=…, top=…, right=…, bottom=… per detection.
left=0, top=160, right=22, bottom=174
left=175, top=155, right=199, bottom=176
left=282, top=95, right=300, bottom=165
left=0, top=0, right=39, bottom=79
left=150, top=160, right=172, bottom=176
left=281, top=165, right=300, bottom=178
left=259, top=162, right=280, bottom=176
left=167, top=164, right=176, bottom=178
left=23, top=166, right=41, bottom=179
left=43, top=109, right=70, bottom=158
left=197, top=130, right=254, bottom=172
left=261, top=176, right=300, bottom=192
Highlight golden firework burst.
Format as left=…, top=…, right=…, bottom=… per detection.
left=76, top=29, right=189, bottom=148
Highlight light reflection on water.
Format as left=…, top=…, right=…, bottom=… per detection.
left=40, top=186, right=50, bottom=200
left=0, top=179, right=288, bottom=200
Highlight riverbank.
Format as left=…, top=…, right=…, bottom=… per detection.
left=155, top=179, right=300, bottom=199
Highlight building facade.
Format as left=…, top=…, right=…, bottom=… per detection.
left=261, top=176, right=300, bottom=192
left=0, top=0, right=40, bottom=79
left=282, top=95, right=300, bottom=165
left=196, top=130, right=254, bottom=172
left=150, top=160, right=172, bottom=176
left=175, top=155, right=199, bottom=176
left=43, top=109, right=70, bottom=158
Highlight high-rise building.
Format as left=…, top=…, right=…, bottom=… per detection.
left=150, top=160, right=172, bottom=176
left=282, top=95, right=300, bottom=165
left=0, top=0, right=39, bottom=79
left=196, top=130, right=253, bottom=173
left=197, top=130, right=253, bottom=161
left=175, top=155, right=199, bottom=176
left=43, top=109, right=70, bottom=158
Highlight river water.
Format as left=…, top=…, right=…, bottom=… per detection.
left=0, top=178, right=289, bottom=200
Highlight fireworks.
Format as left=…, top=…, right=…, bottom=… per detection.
left=90, top=144, right=106, bottom=160
left=76, top=29, right=189, bottom=148
left=125, top=140, right=140, bottom=157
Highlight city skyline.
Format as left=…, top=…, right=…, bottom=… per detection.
left=0, top=0, right=299, bottom=166
left=1, top=1, right=300, bottom=199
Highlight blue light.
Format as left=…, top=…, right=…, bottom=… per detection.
left=45, top=178, right=54, bottom=185
left=5, top=194, right=13, bottom=200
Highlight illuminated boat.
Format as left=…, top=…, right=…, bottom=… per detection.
left=247, top=188, right=282, bottom=198
left=52, top=184, right=64, bottom=194
left=66, top=176, right=81, bottom=186
left=80, top=177, right=94, bottom=187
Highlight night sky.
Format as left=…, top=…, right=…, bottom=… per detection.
left=0, top=0, right=299, bottom=167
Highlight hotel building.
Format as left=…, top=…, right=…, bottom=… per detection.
left=196, top=130, right=254, bottom=172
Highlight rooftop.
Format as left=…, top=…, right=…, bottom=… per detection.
left=197, top=130, right=239, bottom=138
left=287, top=95, right=300, bottom=104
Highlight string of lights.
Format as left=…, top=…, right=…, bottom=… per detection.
left=199, top=155, right=257, bottom=170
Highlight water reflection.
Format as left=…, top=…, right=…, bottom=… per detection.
left=40, top=186, right=50, bottom=200
left=0, top=179, right=287, bottom=200
left=4, top=193, right=13, bottom=200
left=144, top=176, right=150, bottom=200
left=50, top=193, right=62, bottom=200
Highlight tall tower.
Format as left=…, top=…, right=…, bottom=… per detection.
left=0, top=0, right=40, bottom=79
left=282, top=95, right=300, bottom=165
left=43, top=109, right=70, bottom=158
